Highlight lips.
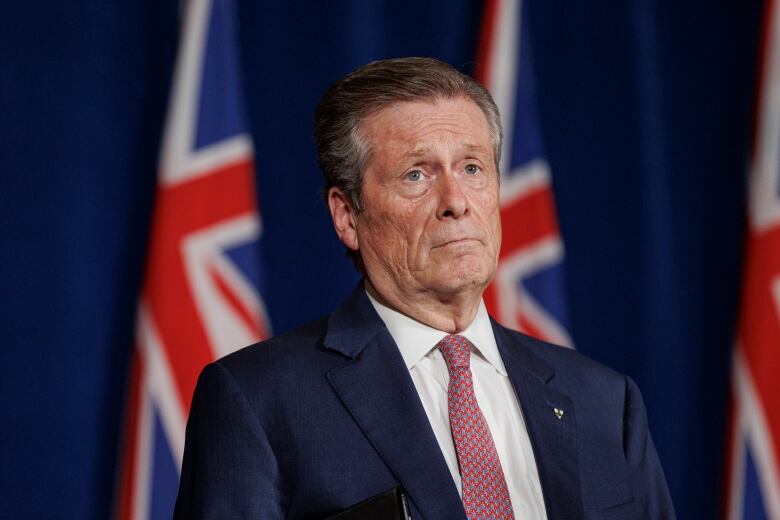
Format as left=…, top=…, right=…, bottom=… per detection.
left=433, top=237, right=481, bottom=249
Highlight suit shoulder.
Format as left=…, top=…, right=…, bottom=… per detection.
left=500, top=326, right=627, bottom=386
left=212, top=316, right=336, bottom=378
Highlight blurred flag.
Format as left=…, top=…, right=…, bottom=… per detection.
left=114, top=0, right=271, bottom=518
left=477, top=0, right=572, bottom=346
left=724, top=0, right=780, bottom=518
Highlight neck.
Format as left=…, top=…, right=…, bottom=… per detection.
left=365, top=278, right=482, bottom=333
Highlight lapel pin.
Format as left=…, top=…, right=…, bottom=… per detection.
left=553, top=407, right=564, bottom=420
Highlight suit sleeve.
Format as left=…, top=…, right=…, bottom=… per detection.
left=174, top=362, right=285, bottom=519
left=623, top=376, right=676, bottom=519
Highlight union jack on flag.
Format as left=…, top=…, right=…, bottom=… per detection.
left=114, top=0, right=271, bottom=518
left=477, top=0, right=572, bottom=347
left=725, top=0, right=780, bottom=517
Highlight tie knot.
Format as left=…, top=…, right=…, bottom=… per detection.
left=437, top=334, right=472, bottom=370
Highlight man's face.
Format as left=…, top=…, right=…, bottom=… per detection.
left=332, top=97, right=502, bottom=302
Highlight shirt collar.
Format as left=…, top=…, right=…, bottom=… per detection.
left=365, top=287, right=507, bottom=376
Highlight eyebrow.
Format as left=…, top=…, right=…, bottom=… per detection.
left=402, top=143, right=490, bottom=159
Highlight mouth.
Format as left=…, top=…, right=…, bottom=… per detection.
left=433, top=237, right=481, bottom=249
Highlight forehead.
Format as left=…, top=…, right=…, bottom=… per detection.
left=360, top=97, right=492, bottom=159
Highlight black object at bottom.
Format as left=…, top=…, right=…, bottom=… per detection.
left=325, top=487, right=411, bottom=519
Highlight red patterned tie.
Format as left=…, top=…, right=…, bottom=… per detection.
left=438, top=334, right=515, bottom=520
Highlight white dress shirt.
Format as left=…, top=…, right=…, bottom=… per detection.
left=366, top=290, right=548, bottom=519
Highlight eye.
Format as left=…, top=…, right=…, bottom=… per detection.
left=464, top=164, right=481, bottom=175
left=404, top=170, right=424, bottom=182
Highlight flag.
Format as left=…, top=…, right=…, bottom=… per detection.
left=477, top=0, right=572, bottom=346
left=114, top=0, right=271, bottom=517
left=724, top=0, right=780, bottom=517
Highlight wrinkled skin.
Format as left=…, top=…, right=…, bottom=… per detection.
left=328, top=97, right=502, bottom=332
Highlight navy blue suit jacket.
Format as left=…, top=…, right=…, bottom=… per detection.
left=174, top=286, right=675, bottom=519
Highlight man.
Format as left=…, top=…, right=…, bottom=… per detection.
left=174, top=57, right=675, bottom=519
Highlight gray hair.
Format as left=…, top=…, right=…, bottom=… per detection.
left=314, top=57, right=503, bottom=212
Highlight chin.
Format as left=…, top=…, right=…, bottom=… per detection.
left=430, top=261, right=493, bottom=295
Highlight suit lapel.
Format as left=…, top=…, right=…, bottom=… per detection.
left=324, top=286, right=466, bottom=520
left=493, top=323, right=584, bottom=520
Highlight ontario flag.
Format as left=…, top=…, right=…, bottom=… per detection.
left=477, top=0, right=572, bottom=347
left=724, top=0, right=780, bottom=518
left=114, top=0, right=271, bottom=518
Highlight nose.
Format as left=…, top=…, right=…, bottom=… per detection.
left=435, top=171, right=468, bottom=220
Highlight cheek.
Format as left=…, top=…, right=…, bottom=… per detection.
left=404, top=203, right=439, bottom=255
left=475, top=191, right=500, bottom=223
left=476, top=194, right=502, bottom=251
left=361, top=206, right=418, bottom=257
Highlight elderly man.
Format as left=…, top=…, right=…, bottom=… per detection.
left=174, top=58, right=675, bottom=519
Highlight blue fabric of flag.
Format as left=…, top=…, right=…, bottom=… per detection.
left=225, top=240, right=266, bottom=296
left=195, top=0, right=249, bottom=149
left=521, top=261, right=570, bottom=332
left=741, top=444, right=769, bottom=520
left=150, top=410, right=178, bottom=520
left=507, top=7, right=545, bottom=172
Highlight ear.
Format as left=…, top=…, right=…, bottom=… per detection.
left=327, top=187, right=359, bottom=252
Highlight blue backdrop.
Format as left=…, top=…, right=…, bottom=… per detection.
left=0, top=1, right=763, bottom=518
